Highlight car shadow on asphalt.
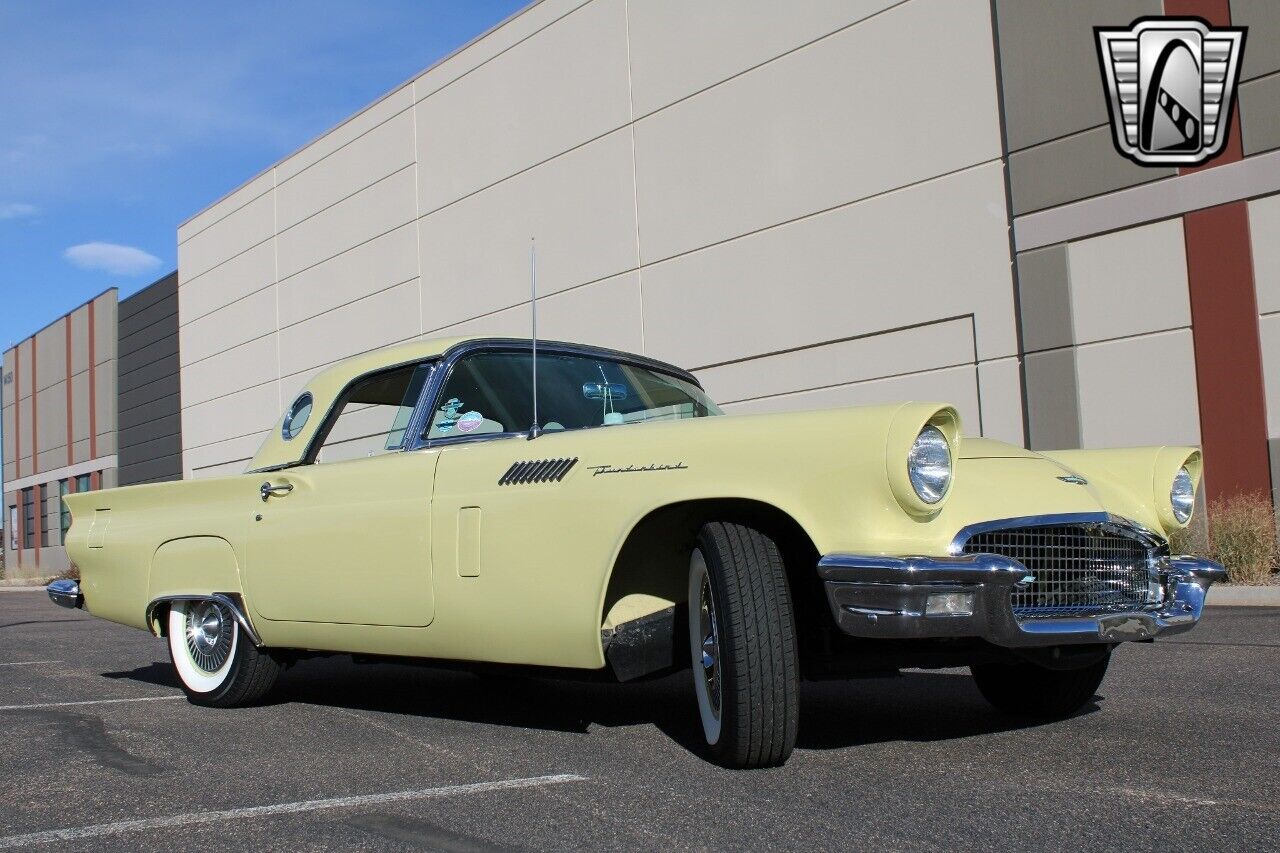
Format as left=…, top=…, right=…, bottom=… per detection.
left=100, top=657, right=1098, bottom=759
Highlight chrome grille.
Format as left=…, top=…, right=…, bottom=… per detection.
left=960, top=523, right=1157, bottom=617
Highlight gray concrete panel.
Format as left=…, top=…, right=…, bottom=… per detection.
left=1015, top=245, right=1074, bottom=353
left=1233, top=0, right=1280, bottom=81
left=994, top=0, right=1159, bottom=152
left=1008, top=126, right=1172, bottom=216
left=1024, top=348, right=1082, bottom=450
left=1241, top=71, right=1280, bottom=157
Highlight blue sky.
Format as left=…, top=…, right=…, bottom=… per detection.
left=0, top=0, right=526, bottom=353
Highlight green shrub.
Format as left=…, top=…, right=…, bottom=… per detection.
left=1169, top=491, right=1277, bottom=585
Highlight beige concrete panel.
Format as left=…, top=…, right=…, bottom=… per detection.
left=95, top=430, right=115, bottom=458
left=277, top=108, right=416, bottom=230
left=627, top=0, right=893, bottom=117
left=180, top=286, right=277, bottom=368
left=994, top=0, right=1158, bottom=152
left=412, top=0, right=588, bottom=102
left=37, top=447, right=66, bottom=476
left=182, top=334, right=280, bottom=408
left=93, top=294, right=117, bottom=366
left=94, top=364, right=114, bottom=444
left=182, top=383, right=280, bottom=454
left=721, top=364, right=981, bottom=430
left=277, top=166, right=415, bottom=281
left=1241, top=71, right=1280, bottom=158
left=277, top=86, right=416, bottom=183
left=1008, top=125, right=1172, bottom=216
left=1251, top=193, right=1280, bottom=315
left=16, top=455, right=31, bottom=480
left=415, top=0, right=631, bottom=213
left=179, top=171, right=274, bottom=246
left=70, top=372, right=89, bottom=444
left=69, top=305, right=89, bottom=375
left=278, top=222, right=417, bottom=328
left=696, top=318, right=974, bottom=407
left=184, top=431, right=267, bottom=480
left=36, top=381, right=66, bottom=459
left=1, top=350, right=12, bottom=408
left=279, top=279, right=421, bottom=378
left=101, top=468, right=118, bottom=490
left=2, top=403, right=13, bottom=464
left=179, top=240, right=276, bottom=326
left=1259, top=314, right=1280, bottom=438
left=179, top=188, right=275, bottom=282
left=419, top=129, right=638, bottom=331
left=633, top=0, right=1002, bottom=264
left=34, top=324, right=66, bottom=391
left=1065, top=219, right=1191, bottom=345
left=1234, top=0, right=1280, bottom=82
left=1075, top=330, right=1200, bottom=448
left=433, top=271, right=644, bottom=355
left=72, top=439, right=89, bottom=466
left=642, top=162, right=1016, bottom=370
left=977, top=357, right=1025, bottom=445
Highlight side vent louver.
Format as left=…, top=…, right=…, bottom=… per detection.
left=499, top=457, right=578, bottom=486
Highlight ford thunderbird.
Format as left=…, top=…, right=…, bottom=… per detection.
left=50, top=336, right=1225, bottom=768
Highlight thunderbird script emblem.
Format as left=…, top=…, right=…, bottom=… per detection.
left=1096, top=18, right=1245, bottom=166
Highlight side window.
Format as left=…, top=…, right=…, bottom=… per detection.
left=424, top=350, right=721, bottom=440
left=313, top=362, right=432, bottom=464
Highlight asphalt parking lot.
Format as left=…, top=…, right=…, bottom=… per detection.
left=0, top=590, right=1276, bottom=852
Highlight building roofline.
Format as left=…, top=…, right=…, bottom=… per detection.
left=3, top=286, right=118, bottom=356
left=177, top=0, right=546, bottom=230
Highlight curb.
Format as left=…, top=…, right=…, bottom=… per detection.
left=1205, top=585, right=1280, bottom=607
left=0, top=586, right=49, bottom=593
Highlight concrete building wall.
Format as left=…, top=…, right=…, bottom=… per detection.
left=2, top=290, right=118, bottom=579
left=178, top=0, right=1022, bottom=479
left=118, top=272, right=184, bottom=486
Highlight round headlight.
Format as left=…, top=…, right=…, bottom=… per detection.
left=908, top=425, right=952, bottom=505
left=1171, top=466, right=1195, bottom=524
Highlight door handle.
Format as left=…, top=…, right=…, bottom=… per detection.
left=260, top=481, right=294, bottom=502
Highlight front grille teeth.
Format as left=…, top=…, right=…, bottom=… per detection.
left=499, top=457, right=577, bottom=486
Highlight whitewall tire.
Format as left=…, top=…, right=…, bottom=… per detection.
left=167, top=599, right=281, bottom=707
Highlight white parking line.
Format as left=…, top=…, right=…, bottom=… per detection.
left=0, top=661, right=62, bottom=668
left=0, top=696, right=183, bottom=711
left=0, top=774, right=588, bottom=849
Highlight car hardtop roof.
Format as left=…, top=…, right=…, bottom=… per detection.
left=248, top=335, right=698, bottom=472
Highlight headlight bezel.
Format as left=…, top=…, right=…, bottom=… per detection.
left=1170, top=466, right=1194, bottom=524
left=885, top=405, right=960, bottom=518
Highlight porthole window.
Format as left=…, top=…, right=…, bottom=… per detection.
left=282, top=393, right=313, bottom=441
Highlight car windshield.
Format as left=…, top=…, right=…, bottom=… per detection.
left=425, top=350, right=722, bottom=439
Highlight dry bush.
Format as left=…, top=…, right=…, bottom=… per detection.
left=1169, top=491, right=1277, bottom=585
left=54, top=563, right=80, bottom=582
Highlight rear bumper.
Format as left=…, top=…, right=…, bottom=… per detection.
left=818, top=553, right=1226, bottom=647
left=46, top=579, right=84, bottom=610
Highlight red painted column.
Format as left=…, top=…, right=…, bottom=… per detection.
left=88, top=299, right=98, bottom=460
left=65, top=316, right=74, bottom=466
left=31, top=338, right=38, bottom=569
left=12, top=345, right=20, bottom=567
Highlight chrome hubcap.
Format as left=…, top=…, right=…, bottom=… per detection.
left=185, top=601, right=233, bottom=673
left=698, top=574, right=721, bottom=719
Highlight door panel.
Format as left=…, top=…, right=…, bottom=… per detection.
left=246, top=450, right=439, bottom=626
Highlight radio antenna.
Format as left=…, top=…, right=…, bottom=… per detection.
left=528, top=237, right=541, bottom=440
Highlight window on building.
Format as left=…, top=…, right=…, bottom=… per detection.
left=7, top=505, right=16, bottom=550
left=59, top=480, right=71, bottom=543
left=21, top=488, right=34, bottom=549
left=39, top=484, right=49, bottom=548
left=77, top=474, right=91, bottom=493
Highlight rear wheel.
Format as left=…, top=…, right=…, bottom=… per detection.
left=688, top=522, right=799, bottom=768
left=167, top=600, right=280, bottom=707
left=970, top=651, right=1110, bottom=719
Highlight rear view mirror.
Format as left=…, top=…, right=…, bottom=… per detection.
left=582, top=382, right=629, bottom=400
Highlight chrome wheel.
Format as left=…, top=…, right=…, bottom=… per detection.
left=689, top=548, right=723, bottom=744
left=185, top=600, right=234, bottom=673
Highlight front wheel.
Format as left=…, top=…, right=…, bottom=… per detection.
left=970, top=651, right=1110, bottom=720
left=168, top=600, right=281, bottom=707
left=689, top=522, right=799, bottom=768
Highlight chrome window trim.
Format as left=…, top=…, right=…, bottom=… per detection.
left=948, top=512, right=1166, bottom=556
left=404, top=338, right=707, bottom=452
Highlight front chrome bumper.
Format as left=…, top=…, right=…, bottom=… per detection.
left=818, top=553, right=1226, bottom=647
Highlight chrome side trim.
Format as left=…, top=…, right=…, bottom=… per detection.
left=46, top=579, right=83, bottom=610
left=948, top=512, right=1165, bottom=555
left=144, top=593, right=263, bottom=647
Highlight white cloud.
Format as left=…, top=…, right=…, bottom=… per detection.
left=64, top=241, right=162, bottom=276
left=0, top=202, right=37, bottom=219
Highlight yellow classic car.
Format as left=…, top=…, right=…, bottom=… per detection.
left=49, top=336, right=1224, bottom=768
